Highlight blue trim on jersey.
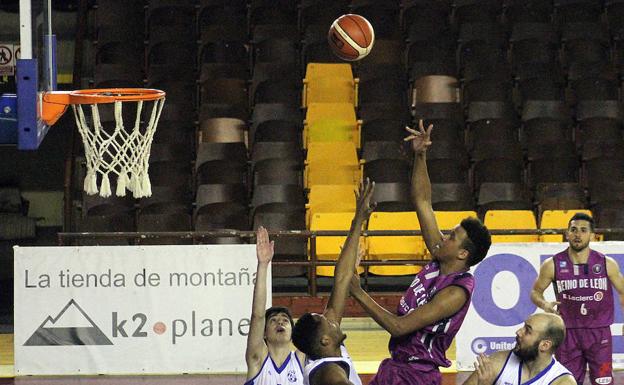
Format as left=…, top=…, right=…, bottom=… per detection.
left=493, top=351, right=513, bottom=385
left=294, top=352, right=304, bottom=374
left=270, top=351, right=292, bottom=374
left=244, top=354, right=271, bottom=385
left=521, top=357, right=555, bottom=385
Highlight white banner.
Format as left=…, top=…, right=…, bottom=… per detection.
left=14, top=245, right=269, bottom=375
left=457, top=242, right=624, bottom=370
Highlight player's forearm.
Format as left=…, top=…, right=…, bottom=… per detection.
left=251, top=263, right=269, bottom=317
left=530, top=289, right=548, bottom=310
left=351, top=287, right=405, bottom=337
left=411, top=152, right=432, bottom=207
left=334, top=217, right=365, bottom=282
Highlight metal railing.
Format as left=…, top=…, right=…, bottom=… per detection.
left=57, top=228, right=624, bottom=296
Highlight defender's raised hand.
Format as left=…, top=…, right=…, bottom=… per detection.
left=404, top=119, right=433, bottom=154
left=355, top=178, right=376, bottom=220
left=256, top=226, right=274, bottom=265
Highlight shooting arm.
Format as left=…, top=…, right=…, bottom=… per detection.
left=351, top=284, right=468, bottom=338
left=411, top=151, right=444, bottom=254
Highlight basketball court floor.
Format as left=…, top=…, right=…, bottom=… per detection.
left=1, top=330, right=620, bottom=385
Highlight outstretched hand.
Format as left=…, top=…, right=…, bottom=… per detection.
left=474, top=354, right=496, bottom=385
left=355, top=178, right=376, bottom=220
left=404, top=119, right=433, bottom=154
left=255, top=226, right=274, bottom=265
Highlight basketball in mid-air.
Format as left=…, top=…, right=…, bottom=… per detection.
left=327, top=14, right=375, bottom=61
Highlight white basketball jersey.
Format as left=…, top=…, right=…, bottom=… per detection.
left=494, top=351, right=572, bottom=385
left=245, top=351, right=304, bottom=385
left=303, top=345, right=362, bottom=385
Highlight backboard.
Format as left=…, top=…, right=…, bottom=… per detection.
left=0, top=0, right=56, bottom=150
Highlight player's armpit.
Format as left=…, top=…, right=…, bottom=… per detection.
left=310, top=363, right=353, bottom=385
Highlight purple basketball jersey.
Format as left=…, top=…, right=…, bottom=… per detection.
left=553, top=249, right=613, bottom=328
left=389, top=261, right=474, bottom=369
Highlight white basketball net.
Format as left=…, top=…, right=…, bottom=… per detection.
left=71, top=98, right=165, bottom=198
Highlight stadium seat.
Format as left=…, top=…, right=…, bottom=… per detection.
left=306, top=184, right=357, bottom=225
left=509, top=22, right=558, bottom=70
left=503, top=0, right=553, bottom=24
left=137, top=212, right=193, bottom=245
left=139, top=185, right=192, bottom=214
left=367, top=212, right=424, bottom=276
left=195, top=143, right=247, bottom=185
left=431, top=184, right=475, bottom=211
left=360, top=119, right=407, bottom=144
left=361, top=141, right=411, bottom=184
left=561, top=23, right=610, bottom=67
left=304, top=118, right=360, bottom=149
left=252, top=79, right=302, bottom=107
left=484, top=210, right=539, bottom=243
left=358, top=103, right=412, bottom=123
left=249, top=0, right=297, bottom=27
left=359, top=78, right=407, bottom=106
left=555, top=1, right=604, bottom=24
left=76, top=214, right=135, bottom=245
left=305, top=141, right=359, bottom=167
left=478, top=183, right=533, bottom=216
left=349, top=0, right=401, bottom=39
left=358, top=63, right=406, bottom=83
left=251, top=103, right=302, bottom=144
left=149, top=161, right=192, bottom=190
left=535, top=183, right=587, bottom=215
left=252, top=211, right=307, bottom=277
left=540, top=209, right=593, bottom=242
left=453, top=0, right=502, bottom=23
left=402, top=0, right=450, bottom=30
left=371, top=183, right=412, bottom=212
left=305, top=102, right=358, bottom=125
left=199, top=118, right=247, bottom=145
left=412, top=76, right=460, bottom=104
left=308, top=212, right=363, bottom=276
left=251, top=184, right=305, bottom=216
left=434, top=210, right=479, bottom=231
left=305, top=164, right=362, bottom=188
left=253, top=159, right=303, bottom=187
left=299, top=0, right=349, bottom=28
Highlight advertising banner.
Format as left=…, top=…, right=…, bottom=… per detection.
left=14, top=244, right=267, bottom=375
left=457, top=242, right=624, bottom=370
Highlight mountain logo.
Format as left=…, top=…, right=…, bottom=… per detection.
left=24, top=299, right=113, bottom=346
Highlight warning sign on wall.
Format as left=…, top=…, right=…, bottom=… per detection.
left=0, top=44, right=16, bottom=76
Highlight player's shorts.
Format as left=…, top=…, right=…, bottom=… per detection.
left=556, top=327, right=613, bottom=385
left=370, top=358, right=441, bottom=385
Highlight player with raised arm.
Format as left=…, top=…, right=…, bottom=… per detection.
left=531, top=212, right=624, bottom=385
left=245, top=226, right=304, bottom=385
left=291, top=179, right=376, bottom=385
left=348, top=120, right=492, bottom=385
left=462, top=313, right=575, bottom=385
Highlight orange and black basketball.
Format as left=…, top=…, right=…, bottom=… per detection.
left=327, top=14, right=375, bottom=61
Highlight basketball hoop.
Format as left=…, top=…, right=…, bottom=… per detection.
left=42, top=88, right=166, bottom=198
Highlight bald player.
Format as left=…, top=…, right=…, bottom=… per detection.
left=463, top=313, right=575, bottom=385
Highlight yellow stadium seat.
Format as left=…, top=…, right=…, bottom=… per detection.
left=539, top=209, right=594, bottom=242
left=305, top=164, right=361, bottom=188
left=367, top=212, right=424, bottom=276
left=304, top=118, right=360, bottom=149
left=303, top=64, right=357, bottom=107
left=306, top=142, right=359, bottom=166
left=305, top=103, right=357, bottom=125
left=484, top=210, right=539, bottom=243
left=303, top=76, right=358, bottom=106
left=305, top=63, right=354, bottom=81
left=434, top=211, right=479, bottom=230
left=426, top=211, right=478, bottom=258
left=306, top=185, right=357, bottom=225
left=309, top=212, right=364, bottom=277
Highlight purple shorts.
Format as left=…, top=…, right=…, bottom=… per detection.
left=555, top=327, right=612, bottom=385
left=370, top=358, right=441, bottom=385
